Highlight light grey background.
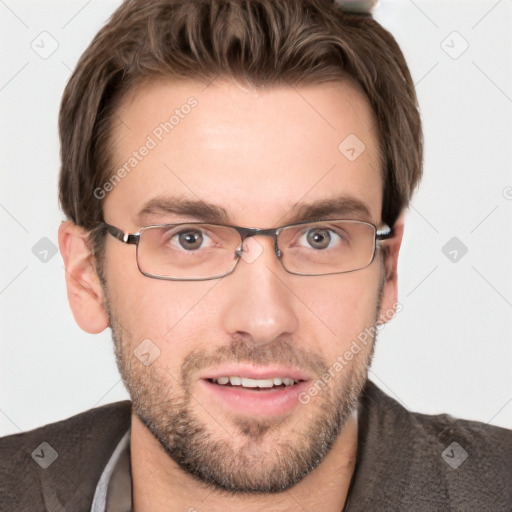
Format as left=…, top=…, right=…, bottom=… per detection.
left=1, top=0, right=511, bottom=436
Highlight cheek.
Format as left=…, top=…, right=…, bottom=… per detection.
left=104, top=248, right=217, bottom=352
left=295, top=266, right=382, bottom=354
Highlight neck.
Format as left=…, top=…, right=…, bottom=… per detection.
left=130, top=411, right=358, bottom=512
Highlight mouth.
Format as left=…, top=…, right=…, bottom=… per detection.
left=206, top=376, right=303, bottom=390
left=199, top=365, right=311, bottom=416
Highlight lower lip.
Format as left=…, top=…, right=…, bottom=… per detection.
left=200, top=379, right=309, bottom=417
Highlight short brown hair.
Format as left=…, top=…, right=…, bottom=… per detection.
left=59, top=0, right=422, bottom=243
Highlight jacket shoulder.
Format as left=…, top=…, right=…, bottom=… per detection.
left=0, top=401, right=131, bottom=512
left=409, top=407, right=512, bottom=509
left=350, top=381, right=512, bottom=510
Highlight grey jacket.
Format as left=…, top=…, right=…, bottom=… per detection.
left=1, top=380, right=511, bottom=511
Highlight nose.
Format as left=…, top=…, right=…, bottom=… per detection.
left=219, top=236, right=299, bottom=346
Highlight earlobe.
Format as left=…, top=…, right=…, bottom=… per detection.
left=377, top=210, right=406, bottom=325
left=58, top=221, right=109, bottom=334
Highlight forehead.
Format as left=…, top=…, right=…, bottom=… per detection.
left=103, top=78, right=383, bottom=228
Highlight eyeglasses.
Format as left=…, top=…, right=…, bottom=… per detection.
left=101, top=219, right=393, bottom=281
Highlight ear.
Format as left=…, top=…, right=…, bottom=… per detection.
left=58, top=221, right=109, bottom=334
left=377, top=210, right=406, bottom=325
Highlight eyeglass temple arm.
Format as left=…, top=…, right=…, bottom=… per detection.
left=102, top=223, right=139, bottom=245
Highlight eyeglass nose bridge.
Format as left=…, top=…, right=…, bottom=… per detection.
left=233, top=226, right=283, bottom=260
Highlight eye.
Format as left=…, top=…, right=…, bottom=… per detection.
left=168, top=228, right=213, bottom=251
left=299, top=226, right=347, bottom=250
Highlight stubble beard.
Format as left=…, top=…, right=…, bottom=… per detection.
left=104, top=280, right=384, bottom=494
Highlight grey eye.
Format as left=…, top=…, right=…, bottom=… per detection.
left=178, top=230, right=204, bottom=250
left=306, top=229, right=332, bottom=249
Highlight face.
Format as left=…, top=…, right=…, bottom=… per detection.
left=96, top=78, right=394, bottom=492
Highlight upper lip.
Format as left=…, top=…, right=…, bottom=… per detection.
left=200, top=364, right=311, bottom=382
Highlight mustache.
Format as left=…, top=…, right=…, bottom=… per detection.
left=180, top=335, right=328, bottom=384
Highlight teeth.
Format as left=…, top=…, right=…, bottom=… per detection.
left=212, top=376, right=298, bottom=388
left=241, top=377, right=272, bottom=388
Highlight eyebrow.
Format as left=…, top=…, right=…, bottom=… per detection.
left=135, top=195, right=373, bottom=227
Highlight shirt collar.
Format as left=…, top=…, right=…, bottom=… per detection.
left=91, top=428, right=132, bottom=512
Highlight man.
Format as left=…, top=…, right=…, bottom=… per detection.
left=1, top=0, right=511, bottom=510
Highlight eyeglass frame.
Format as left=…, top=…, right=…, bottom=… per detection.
left=99, top=219, right=394, bottom=281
